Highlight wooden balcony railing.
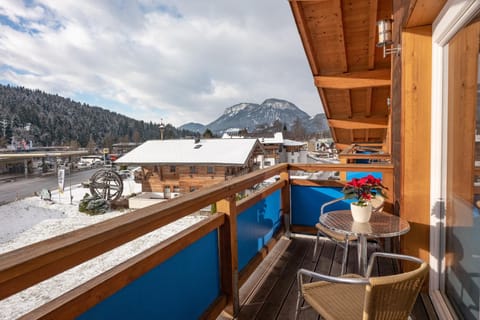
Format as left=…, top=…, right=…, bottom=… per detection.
left=0, top=163, right=393, bottom=319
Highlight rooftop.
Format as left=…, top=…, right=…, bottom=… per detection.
left=115, top=138, right=262, bottom=166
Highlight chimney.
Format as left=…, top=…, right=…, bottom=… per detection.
left=159, top=119, right=165, bottom=140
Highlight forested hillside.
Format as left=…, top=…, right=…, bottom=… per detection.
left=0, top=85, right=195, bottom=149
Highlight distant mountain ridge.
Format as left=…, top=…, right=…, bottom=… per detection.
left=0, top=84, right=328, bottom=150
left=0, top=84, right=195, bottom=148
left=180, top=98, right=328, bottom=135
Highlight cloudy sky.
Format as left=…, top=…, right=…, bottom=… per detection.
left=0, top=0, right=322, bottom=127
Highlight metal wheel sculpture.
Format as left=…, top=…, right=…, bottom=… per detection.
left=89, top=169, right=123, bottom=201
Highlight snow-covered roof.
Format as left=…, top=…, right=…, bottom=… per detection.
left=221, top=133, right=244, bottom=139
left=260, top=132, right=284, bottom=144
left=225, top=128, right=242, bottom=133
left=283, top=139, right=306, bottom=147
left=115, top=139, right=261, bottom=166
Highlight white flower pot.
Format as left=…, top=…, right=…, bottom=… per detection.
left=350, top=202, right=372, bottom=223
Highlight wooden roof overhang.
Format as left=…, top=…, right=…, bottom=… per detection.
left=289, top=0, right=393, bottom=154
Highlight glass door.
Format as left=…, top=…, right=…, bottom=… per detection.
left=444, top=19, right=480, bottom=320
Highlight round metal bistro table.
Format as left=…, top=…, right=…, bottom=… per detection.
left=319, top=210, right=410, bottom=275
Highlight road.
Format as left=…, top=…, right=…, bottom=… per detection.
left=0, top=168, right=99, bottom=204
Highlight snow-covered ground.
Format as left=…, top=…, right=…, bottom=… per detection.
left=0, top=177, right=206, bottom=319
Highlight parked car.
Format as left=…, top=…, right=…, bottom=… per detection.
left=77, top=162, right=90, bottom=169
left=80, top=156, right=103, bottom=167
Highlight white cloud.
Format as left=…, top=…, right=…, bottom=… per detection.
left=0, top=0, right=323, bottom=126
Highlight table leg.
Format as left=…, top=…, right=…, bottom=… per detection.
left=357, top=235, right=368, bottom=276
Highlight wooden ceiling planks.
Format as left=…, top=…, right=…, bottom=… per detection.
left=289, top=0, right=320, bottom=75
left=365, top=87, right=373, bottom=116
left=371, top=86, right=390, bottom=115
left=350, top=88, right=368, bottom=115
left=342, top=0, right=371, bottom=71
left=406, top=0, right=447, bottom=28
left=302, top=0, right=348, bottom=74
left=323, top=89, right=352, bottom=117
left=368, top=0, right=379, bottom=69
left=289, top=0, right=392, bottom=152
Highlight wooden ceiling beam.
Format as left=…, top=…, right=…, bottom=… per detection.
left=335, top=143, right=353, bottom=151
left=328, top=117, right=388, bottom=129
left=314, top=69, right=391, bottom=89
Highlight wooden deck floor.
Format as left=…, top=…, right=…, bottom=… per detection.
left=219, top=234, right=437, bottom=320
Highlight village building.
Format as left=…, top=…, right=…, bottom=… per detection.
left=307, top=138, right=334, bottom=153
left=258, top=132, right=283, bottom=167
left=221, top=131, right=308, bottom=167
left=255, top=132, right=307, bottom=167
left=280, top=139, right=307, bottom=164
left=115, top=138, right=264, bottom=198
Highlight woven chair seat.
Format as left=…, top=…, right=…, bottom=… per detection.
left=315, top=223, right=357, bottom=242
left=303, top=274, right=365, bottom=320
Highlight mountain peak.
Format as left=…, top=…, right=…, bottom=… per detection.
left=179, top=98, right=328, bottom=136
left=206, top=98, right=315, bottom=133
left=260, top=98, right=299, bottom=111
left=223, top=102, right=259, bottom=116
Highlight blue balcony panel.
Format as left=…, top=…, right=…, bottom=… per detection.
left=291, top=186, right=351, bottom=227
left=237, top=190, right=282, bottom=271
left=78, top=230, right=220, bottom=320
left=346, top=171, right=382, bottom=181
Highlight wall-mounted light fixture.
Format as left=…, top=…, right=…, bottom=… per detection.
left=376, top=19, right=401, bottom=58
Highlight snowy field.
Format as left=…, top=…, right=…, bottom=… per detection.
left=0, top=177, right=206, bottom=319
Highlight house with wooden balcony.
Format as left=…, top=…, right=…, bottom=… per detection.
left=258, top=132, right=284, bottom=167
left=1, top=1, right=479, bottom=319
left=257, top=132, right=308, bottom=167
left=115, top=138, right=264, bottom=196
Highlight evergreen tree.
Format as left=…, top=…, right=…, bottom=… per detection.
left=69, top=139, right=80, bottom=150
left=203, top=128, right=214, bottom=138
left=86, top=137, right=96, bottom=153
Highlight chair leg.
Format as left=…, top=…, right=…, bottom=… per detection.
left=312, top=230, right=320, bottom=262
left=340, top=238, right=349, bottom=275
left=295, top=290, right=303, bottom=320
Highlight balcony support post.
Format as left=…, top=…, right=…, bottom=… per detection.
left=280, top=170, right=291, bottom=237
left=217, top=196, right=240, bottom=317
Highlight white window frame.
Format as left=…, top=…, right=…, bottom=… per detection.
left=430, top=1, right=480, bottom=318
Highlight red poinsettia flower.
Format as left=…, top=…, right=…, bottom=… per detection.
left=342, top=174, right=387, bottom=206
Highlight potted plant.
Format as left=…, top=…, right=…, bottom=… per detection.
left=342, top=175, right=386, bottom=223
